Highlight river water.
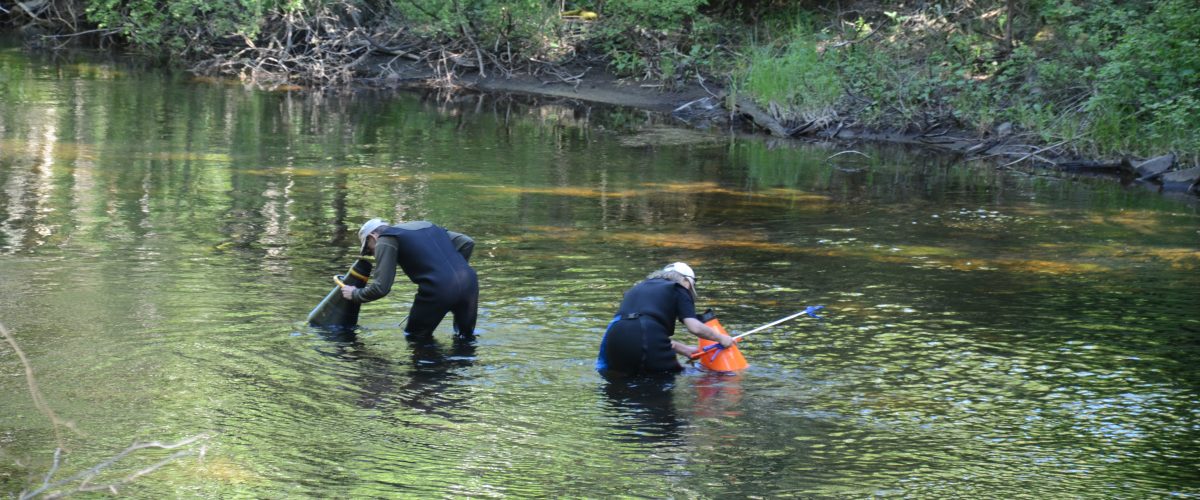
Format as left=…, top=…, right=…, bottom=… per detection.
left=2, top=45, right=1198, bottom=498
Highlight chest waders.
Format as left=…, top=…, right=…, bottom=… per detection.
left=596, top=312, right=654, bottom=374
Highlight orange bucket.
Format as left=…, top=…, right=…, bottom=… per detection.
left=696, top=317, right=749, bottom=372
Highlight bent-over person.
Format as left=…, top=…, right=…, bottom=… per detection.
left=341, top=218, right=478, bottom=339
left=597, top=262, right=733, bottom=376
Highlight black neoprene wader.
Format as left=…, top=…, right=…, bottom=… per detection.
left=352, top=221, right=478, bottom=337
left=597, top=278, right=697, bottom=375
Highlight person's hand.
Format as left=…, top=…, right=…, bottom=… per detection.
left=672, top=340, right=700, bottom=357
left=340, top=285, right=357, bottom=300
left=718, top=333, right=735, bottom=348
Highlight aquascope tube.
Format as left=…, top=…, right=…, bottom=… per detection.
left=307, top=258, right=373, bottom=330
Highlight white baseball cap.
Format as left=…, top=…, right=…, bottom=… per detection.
left=358, top=218, right=388, bottom=254
left=663, top=262, right=696, bottom=287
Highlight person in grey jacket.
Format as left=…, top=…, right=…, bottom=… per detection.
left=341, top=218, right=478, bottom=339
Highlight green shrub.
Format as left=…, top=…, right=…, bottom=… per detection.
left=589, top=0, right=713, bottom=80
left=394, top=0, right=557, bottom=56
left=1087, top=0, right=1200, bottom=153
left=86, top=0, right=268, bottom=57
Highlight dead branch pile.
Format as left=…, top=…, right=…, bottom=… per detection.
left=1, top=0, right=105, bottom=44
left=189, top=3, right=415, bottom=89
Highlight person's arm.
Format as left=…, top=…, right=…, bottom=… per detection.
left=673, top=286, right=733, bottom=347
left=683, top=317, right=733, bottom=347
left=347, top=239, right=399, bottom=303
left=446, top=230, right=474, bottom=262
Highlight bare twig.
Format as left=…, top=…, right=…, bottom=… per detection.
left=452, top=0, right=486, bottom=78
left=827, top=26, right=883, bottom=50
left=4, top=322, right=212, bottom=499
left=0, top=322, right=79, bottom=448
left=696, top=73, right=720, bottom=99
left=39, top=28, right=119, bottom=39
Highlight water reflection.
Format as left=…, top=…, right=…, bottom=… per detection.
left=401, top=336, right=478, bottom=421
left=599, top=373, right=684, bottom=445
left=309, top=328, right=477, bottom=423
left=691, top=371, right=745, bottom=421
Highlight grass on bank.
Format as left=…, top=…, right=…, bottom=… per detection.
left=735, top=20, right=840, bottom=127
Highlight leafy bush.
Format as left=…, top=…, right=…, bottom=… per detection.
left=393, top=0, right=560, bottom=61
left=86, top=0, right=268, bottom=57
left=27, top=0, right=1200, bottom=159
left=589, top=0, right=715, bottom=80
left=1087, top=0, right=1200, bottom=153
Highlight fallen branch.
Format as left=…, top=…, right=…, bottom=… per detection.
left=733, top=96, right=791, bottom=138
left=39, top=28, right=120, bottom=40
left=536, top=63, right=589, bottom=86
left=0, top=322, right=78, bottom=447
left=3, top=322, right=212, bottom=499
left=1001, top=139, right=1070, bottom=167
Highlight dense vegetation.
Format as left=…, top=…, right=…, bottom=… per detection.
left=4, top=0, right=1197, bottom=161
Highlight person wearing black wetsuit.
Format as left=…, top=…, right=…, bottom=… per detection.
left=341, top=218, right=478, bottom=339
left=597, top=262, right=733, bottom=376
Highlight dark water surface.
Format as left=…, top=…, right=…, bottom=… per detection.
left=2, top=46, right=1199, bottom=498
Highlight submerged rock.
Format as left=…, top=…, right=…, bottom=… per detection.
left=619, top=125, right=721, bottom=147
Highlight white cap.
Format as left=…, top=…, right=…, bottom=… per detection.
left=664, top=262, right=696, bottom=284
left=664, top=262, right=697, bottom=298
left=358, top=218, right=388, bottom=254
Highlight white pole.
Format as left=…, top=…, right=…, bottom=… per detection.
left=731, top=306, right=823, bottom=341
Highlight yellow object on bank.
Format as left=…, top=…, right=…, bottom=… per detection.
left=561, top=9, right=598, bottom=20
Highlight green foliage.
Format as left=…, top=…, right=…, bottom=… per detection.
left=820, top=0, right=1198, bottom=157
left=738, top=21, right=840, bottom=117
left=1087, top=0, right=1200, bottom=153
left=589, top=0, right=716, bottom=80
left=85, top=0, right=267, bottom=56
left=602, top=0, right=707, bottom=32
left=44, top=0, right=1200, bottom=158
left=834, top=31, right=951, bottom=128
left=394, top=0, right=554, bottom=46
